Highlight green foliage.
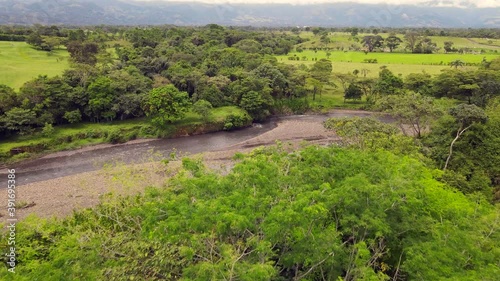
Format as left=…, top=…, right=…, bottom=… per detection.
left=423, top=102, right=496, bottom=198
left=192, top=99, right=213, bottom=122
left=223, top=112, right=252, bottom=131
left=239, top=91, right=271, bottom=120
left=324, top=117, right=422, bottom=156
left=375, top=66, right=404, bottom=96
left=414, top=37, right=439, bottom=54
left=87, top=76, right=116, bottom=122
left=63, top=110, right=82, bottom=124
left=41, top=122, right=55, bottom=137
left=66, top=41, right=99, bottom=65
left=376, top=92, right=442, bottom=138
left=361, top=35, right=384, bottom=52
left=0, top=107, right=37, bottom=135
left=311, top=58, right=332, bottom=83
left=385, top=34, right=402, bottom=52
left=106, top=129, right=128, bottom=144
left=0, top=84, right=18, bottom=115
left=2, top=146, right=498, bottom=280
left=344, top=83, right=363, bottom=101
left=143, top=85, right=191, bottom=128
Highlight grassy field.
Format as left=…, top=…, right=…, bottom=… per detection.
left=0, top=106, right=248, bottom=163
left=278, top=50, right=497, bottom=65
left=276, top=50, right=494, bottom=77
left=295, top=31, right=500, bottom=53
left=0, top=41, right=70, bottom=89
left=307, top=85, right=367, bottom=111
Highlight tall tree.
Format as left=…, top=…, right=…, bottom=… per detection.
left=444, top=104, right=487, bottom=170
left=404, top=31, right=421, bottom=53
left=66, top=41, right=99, bottom=65
left=414, top=37, right=438, bottom=54
left=375, top=66, right=404, bottom=96
left=361, top=35, right=384, bottom=52
left=143, top=85, right=191, bottom=127
left=377, top=92, right=441, bottom=138
left=311, top=59, right=333, bottom=83
left=385, top=34, right=402, bottom=52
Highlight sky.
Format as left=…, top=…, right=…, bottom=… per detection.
left=132, top=0, right=500, bottom=8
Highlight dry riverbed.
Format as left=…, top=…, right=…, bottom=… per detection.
left=2, top=118, right=342, bottom=220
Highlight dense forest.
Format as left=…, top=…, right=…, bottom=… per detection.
left=0, top=24, right=499, bottom=280
left=0, top=25, right=499, bottom=136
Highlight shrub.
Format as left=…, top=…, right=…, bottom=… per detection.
left=192, top=100, right=213, bottom=122
left=63, top=110, right=82, bottom=124
left=223, top=113, right=252, bottom=131
left=41, top=123, right=55, bottom=137
left=106, top=130, right=127, bottom=144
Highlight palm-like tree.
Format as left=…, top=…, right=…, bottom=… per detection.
left=450, top=59, right=465, bottom=69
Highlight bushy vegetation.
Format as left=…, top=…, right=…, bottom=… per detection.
left=1, top=144, right=499, bottom=280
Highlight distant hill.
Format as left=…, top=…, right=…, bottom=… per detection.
left=0, top=0, right=498, bottom=27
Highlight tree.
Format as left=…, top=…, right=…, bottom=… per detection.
left=193, top=99, right=213, bottom=122
left=305, top=77, right=323, bottom=101
left=450, top=59, right=465, bottom=69
left=333, top=73, right=356, bottom=92
left=375, top=66, right=404, bottom=95
left=26, top=32, right=43, bottom=49
left=311, top=27, right=322, bottom=36
left=361, top=35, right=384, bottom=52
left=311, top=59, right=332, bottom=83
left=385, top=34, right=402, bottom=52
left=18, top=75, right=72, bottom=124
left=404, top=72, right=433, bottom=95
left=233, top=39, right=262, bottom=53
left=143, top=85, right=191, bottom=127
left=0, top=107, right=37, bottom=134
left=404, top=31, right=421, bottom=53
left=444, top=104, right=487, bottom=170
left=350, top=27, right=359, bottom=37
left=87, top=76, right=115, bottom=122
left=377, top=92, right=441, bottom=138
left=0, top=85, right=18, bottom=115
left=240, top=90, right=269, bottom=120
left=360, top=68, right=370, bottom=78
left=63, top=110, right=82, bottom=124
left=343, top=83, right=363, bottom=102
left=320, top=33, right=331, bottom=45
left=444, top=41, right=455, bottom=53
left=356, top=77, right=377, bottom=102
left=324, top=117, right=405, bottom=151
left=66, top=41, right=99, bottom=65
left=414, top=37, right=438, bottom=54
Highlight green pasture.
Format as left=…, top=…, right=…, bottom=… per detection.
left=296, top=31, right=500, bottom=52
left=468, top=38, right=500, bottom=48
left=278, top=50, right=498, bottom=65
left=0, top=41, right=70, bottom=89
left=307, top=84, right=366, bottom=111
left=283, top=60, right=451, bottom=77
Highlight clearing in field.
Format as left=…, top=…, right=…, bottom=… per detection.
left=0, top=41, right=70, bottom=89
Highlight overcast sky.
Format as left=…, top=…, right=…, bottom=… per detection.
left=133, top=0, right=500, bottom=8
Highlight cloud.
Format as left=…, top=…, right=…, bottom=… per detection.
left=132, top=0, right=499, bottom=8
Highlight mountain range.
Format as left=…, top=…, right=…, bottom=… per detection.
left=0, top=0, right=498, bottom=27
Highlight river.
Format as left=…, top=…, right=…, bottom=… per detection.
left=1, top=110, right=387, bottom=186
